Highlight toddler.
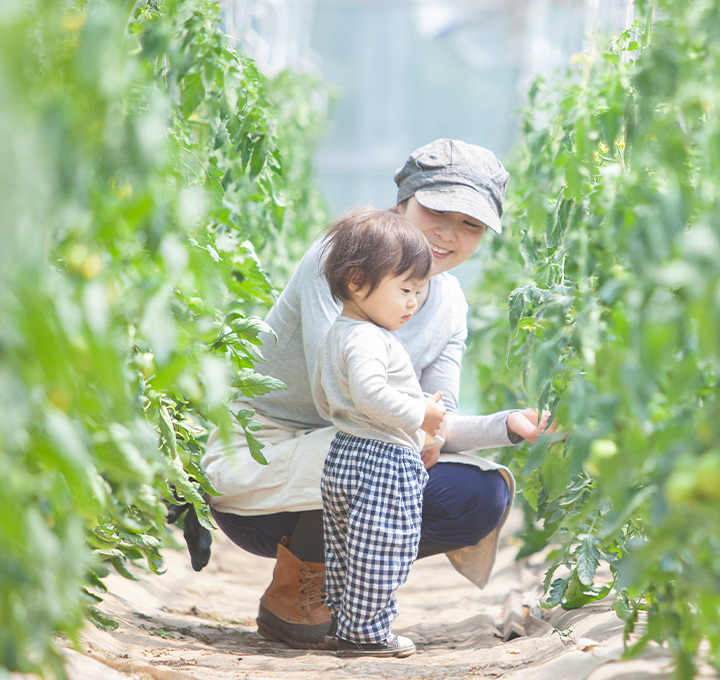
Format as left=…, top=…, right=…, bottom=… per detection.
left=313, top=208, right=446, bottom=658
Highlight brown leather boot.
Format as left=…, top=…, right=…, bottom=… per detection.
left=256, top=539, right=333, bottom=649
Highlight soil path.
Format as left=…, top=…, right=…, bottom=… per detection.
left=51, top=512, right=702, bottom=680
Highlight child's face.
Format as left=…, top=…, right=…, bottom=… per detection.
left=399, top=197, right=487, bottom=276
left=345, top=273, right=427, bottom=331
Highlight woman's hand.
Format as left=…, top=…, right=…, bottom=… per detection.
left=421, top=443, right=441, bottom=469
left=507, top=408, right=559, bottom=443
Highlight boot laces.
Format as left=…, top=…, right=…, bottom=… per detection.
left=299, top=567, right=326, bottom=607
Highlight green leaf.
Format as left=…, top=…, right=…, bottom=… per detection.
left=543, top=577, right=568, bottom=608
left=85, top=569, right=109, bottom=593
left=249, top=136, right=267, bottom=179
left=204, top=174, right=224, bottom=209
left=576, top=535, right=601, bottom=586
left=234, top=407, right=264, bottom=431
left=228, top=315, right=275, bottom=343
left=612, top=590, right=638, bottom=625
left=187, top=459, right=220, bottom=496
left=245, top=430, right=268, bottom=465
left=563, top=579, right=612, bottom=610
left=110, top=556, right=140, bottom=581
left=508, top=288, right=526, bottom=330
left=81, top=587, right=104, bottom=605
left=87, top=606, right=119, bottom=632
left=181, top=72, right=205, bottom=118
left=545, top=191, right=574, bottom=249
left=157, top=405, right=179, bottom=459
left=539, top=447, right=572, bottom=502
left=234, top=368, right=285, bottom=398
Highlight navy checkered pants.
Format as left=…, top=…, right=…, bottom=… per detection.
left=321, top=432, right=429, bottom=643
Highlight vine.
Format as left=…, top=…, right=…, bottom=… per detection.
left=0, top=0, right=326, bottom=676
left=470, top=1, right=720, bottom=676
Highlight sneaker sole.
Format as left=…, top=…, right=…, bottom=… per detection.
left=336, top=644, right=416, bottom=658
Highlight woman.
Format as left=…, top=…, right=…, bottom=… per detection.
left=201, top=138, right=553, bottom=650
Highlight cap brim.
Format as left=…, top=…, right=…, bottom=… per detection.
left=414, top=186, right=502, bottom=234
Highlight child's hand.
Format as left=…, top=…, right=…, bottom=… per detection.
left=507, top=408, right=560, bottom=443
left=421, top=391, right=446, bottom=436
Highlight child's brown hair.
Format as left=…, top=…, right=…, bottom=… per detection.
left=321, top=207, right=432, bottom=302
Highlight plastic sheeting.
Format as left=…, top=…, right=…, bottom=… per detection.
left=221, top=0, right=635, bottom=212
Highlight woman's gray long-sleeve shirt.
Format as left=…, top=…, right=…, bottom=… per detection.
left=248, top=239, right=514, bottom=452
left=251, top=239, right=464, bottom=426
left=204, top=238, right=520, bottom=588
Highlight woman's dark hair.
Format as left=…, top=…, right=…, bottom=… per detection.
left=321, top=207, right=432, bottom=302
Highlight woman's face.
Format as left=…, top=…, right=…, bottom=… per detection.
left=399, top=197, right=487, bottom=276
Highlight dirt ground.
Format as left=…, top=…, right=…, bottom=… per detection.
left=30, top=511, right=716, bottom=680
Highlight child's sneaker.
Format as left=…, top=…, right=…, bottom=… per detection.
left=336, top=634, right=416, bottom=658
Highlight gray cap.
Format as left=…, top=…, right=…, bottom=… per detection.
left=394, top=139, right=510, bottom=234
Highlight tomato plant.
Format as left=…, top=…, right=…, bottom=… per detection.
left=0, top=0, right=326, bottom=676
left=469, top=0, right=720, bottom=676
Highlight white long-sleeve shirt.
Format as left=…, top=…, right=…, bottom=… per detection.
left=313, top=317, right=425, bottom=452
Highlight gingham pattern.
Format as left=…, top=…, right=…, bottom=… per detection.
left=322, top=432, right=428, bottom=643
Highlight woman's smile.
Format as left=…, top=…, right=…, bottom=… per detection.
left=399, top=197, right=487, bottom=275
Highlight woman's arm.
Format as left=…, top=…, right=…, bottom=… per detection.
left=417, top=322, right=465, bottom=416
left=442, top=411, right=519, bottom=452
left=410, top=276, right=470, bottom=415
left=440, top=409, right=556, bottom=454
left=295, top=240, right=342, bottom=381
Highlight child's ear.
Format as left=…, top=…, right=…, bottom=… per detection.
left=347, top=268, right=365, bottom=294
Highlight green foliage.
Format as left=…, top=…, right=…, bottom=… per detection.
left=470, top=0, right=720, bottom=676
left=0, top=0, right=326, bottom=676
left=262, top=70, right=333, bottom=286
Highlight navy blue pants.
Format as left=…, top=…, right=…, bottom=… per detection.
left=212, top=462, right=510, bottom=560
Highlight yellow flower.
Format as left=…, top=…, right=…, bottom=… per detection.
left=62, top=11, right=86, bottom=33
left=115, top=182, right=134, bottom=199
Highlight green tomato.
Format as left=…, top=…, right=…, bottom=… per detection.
left=66, top=243, right=90, bottom=272
left=65, top=244, right=102, bottom=278
left=585, top=439, right=618, bottom=477
left=692, top=451, right=720, bottom=502
left=609, top=263, right=631, bottom=281
left=590, top=439, right=618, bottom=459
left=132, top=352, right=156, bottom=379
left=665, top=469, right=697, bottom=506
left=666, top=452, right=720, bottom=506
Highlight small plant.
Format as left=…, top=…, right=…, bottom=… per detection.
left=0, top=0, right=327, bottom=676
left=470, top=1, right=720, bottom=677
